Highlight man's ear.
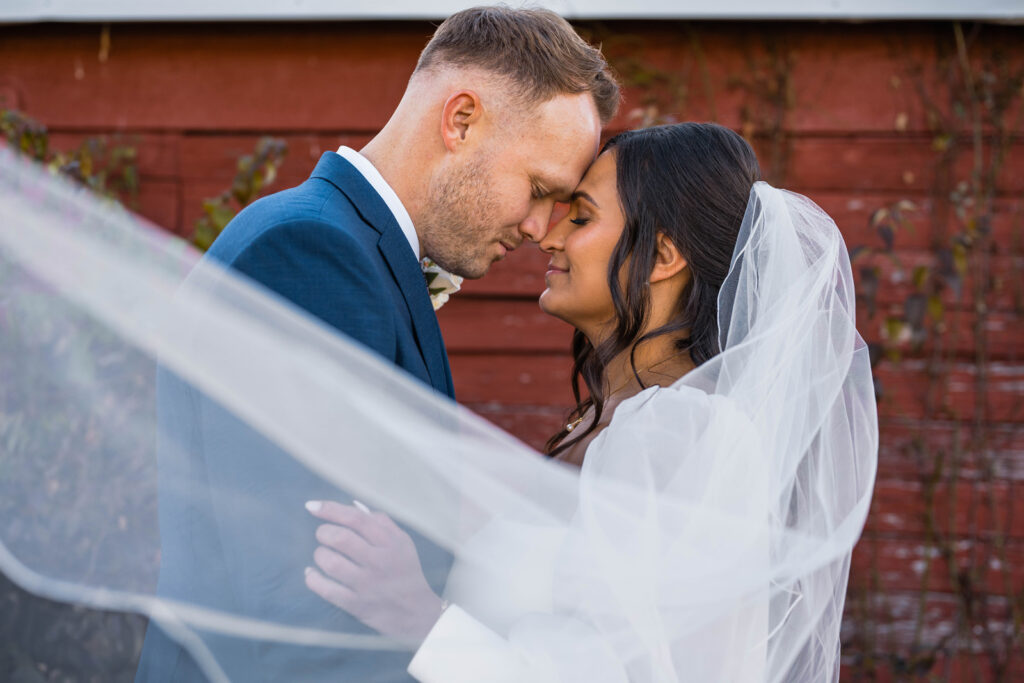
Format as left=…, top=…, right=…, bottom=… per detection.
left=441, top=90, right=483, bottom=152
left=650, top=232, right=689, bottom=284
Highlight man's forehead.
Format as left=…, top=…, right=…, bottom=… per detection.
left=530, top=157, right=589, bottom=198
left=525, top=94, right=601, bottom=144
left=509, top=94, right=601, bottom=194
left=536, top=91, right=601, bottom=128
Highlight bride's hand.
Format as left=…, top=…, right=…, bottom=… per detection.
left=303, top=500, right=443, bottom=643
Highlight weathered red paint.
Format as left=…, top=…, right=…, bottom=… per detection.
left=2, top=19, right=1020, bottom=680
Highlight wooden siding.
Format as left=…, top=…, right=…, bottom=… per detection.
left=1, top=18, right=1022, bottom=681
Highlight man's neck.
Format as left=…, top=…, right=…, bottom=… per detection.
left=360, top=131, right=427, bottom=244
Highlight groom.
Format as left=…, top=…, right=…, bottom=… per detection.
left=136, top=6, right=619, bottom=682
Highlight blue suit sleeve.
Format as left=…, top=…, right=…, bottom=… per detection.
left=161, top=220, right=418, bottom=681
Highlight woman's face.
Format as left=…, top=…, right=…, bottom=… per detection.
left=538, top=151, right=625, bottom=339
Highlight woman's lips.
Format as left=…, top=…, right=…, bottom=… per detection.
left=545, top=265, right=568, bottom=277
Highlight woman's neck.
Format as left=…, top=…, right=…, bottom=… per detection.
left=553, top=334, right=693, bottom=469
left=601, top=334, right=693, bottom=403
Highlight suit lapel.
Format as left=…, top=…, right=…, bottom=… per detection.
left=376, top=228, right=452, bottom=393
left=311, top=153, right=452, bottom=396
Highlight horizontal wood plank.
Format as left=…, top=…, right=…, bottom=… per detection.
left=438, top=296, right=1023, bottom=361
left=868, top=478, right=1024, bottom=540
left=875, top=418, right=1024, bottom=482
left=874, top=361, right=1024, bottom=422
left=3, top=22, right=1020, bottom=134
left=851, top=534, right=1024, bottom=594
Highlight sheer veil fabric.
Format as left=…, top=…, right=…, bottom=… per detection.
left=0, top=149, right=877, bottom=682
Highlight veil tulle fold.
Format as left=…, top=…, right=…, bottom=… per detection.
left=0, top=148, right=877, bottom=682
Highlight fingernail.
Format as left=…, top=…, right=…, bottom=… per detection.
left=352, top=500, right=371, bottom=514
left=305, top=501, right=322, bottom=513
left=304, top=566, right=312, bottom=576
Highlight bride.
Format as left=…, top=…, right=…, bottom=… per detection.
left=0, top=122, right=876, bottom=683
left=302, top=123, right=879, bottom=682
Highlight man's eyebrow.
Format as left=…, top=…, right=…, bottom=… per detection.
left=570, top=190, right=599, bottom=208
left=531, top=174, right=575, bottom=200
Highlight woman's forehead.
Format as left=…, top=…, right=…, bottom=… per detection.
left=576, top=151, right=617, bottom=193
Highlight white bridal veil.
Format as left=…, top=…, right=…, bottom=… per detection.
left=0, top=148, right=877, bottom=682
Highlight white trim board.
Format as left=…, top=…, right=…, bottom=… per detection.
left=1, top=0, right=1022, bottom=22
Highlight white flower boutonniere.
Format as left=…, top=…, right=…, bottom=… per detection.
left=421, top=258, right=463, bottom=311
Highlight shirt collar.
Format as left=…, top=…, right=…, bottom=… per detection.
left=335, top=146, right=420, bottom=259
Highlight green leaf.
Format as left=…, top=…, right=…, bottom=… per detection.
left=849, top=245, right=870, bottom=263
left=882, top=317, right=907, bottom=343
left=927, top=295, right=944, bottom=323
left=251, top=169, right=265, bottom=196
left=192, top=220, right=216, bottom=251
left=122, top=165, right=139, bottom=193
left=932, top=133, right=953, bottom=152
left=200, top=197, right=235, bottom=230
left=912, top=265, right=930, bottom=290
left=952, top=242, right=968, bottom=276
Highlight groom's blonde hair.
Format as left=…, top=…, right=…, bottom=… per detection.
left=415, top=6, right=620, bottom=125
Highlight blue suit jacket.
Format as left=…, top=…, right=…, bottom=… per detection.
left=214, top=151, right=454, bottom=397
left=136, top=153, right=455, bottom=682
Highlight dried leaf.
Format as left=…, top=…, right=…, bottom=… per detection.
left=904, top=293, right=927, bottom=332
left=870, top=207, right=890, bottom=227
left=877, top=224, right=894, bottom=251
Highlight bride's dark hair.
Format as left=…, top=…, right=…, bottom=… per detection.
left=546, top=122, right=761, bottom=459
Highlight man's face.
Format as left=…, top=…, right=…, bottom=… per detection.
left=420, top=93, right=602, bottom=279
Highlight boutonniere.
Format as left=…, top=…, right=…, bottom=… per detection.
left=421, top=258, right=463, bottom=311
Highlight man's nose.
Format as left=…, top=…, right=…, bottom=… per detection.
left=539, top=210, right=571, bottom=254
left=518, top=201, right=556, bottom=243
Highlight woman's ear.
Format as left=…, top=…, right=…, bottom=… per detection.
left=650, top=232, right=689, bottom=284
left=441, top=90, right=483, bottom=152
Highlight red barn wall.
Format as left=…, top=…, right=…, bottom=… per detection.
left=1, top=19, right=1021, bottom=680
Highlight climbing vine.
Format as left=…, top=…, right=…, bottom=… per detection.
left=588, top=19, right=1022, bottom=681
left=848, top=22, right=1023, bottom=681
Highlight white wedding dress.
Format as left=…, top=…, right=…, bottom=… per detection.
left=410, top=385, right=770, bottom=683
left=0, top=148, right=877, bottom=683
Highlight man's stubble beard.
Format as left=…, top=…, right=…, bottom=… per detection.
left=420, top=154, right=505, bottom=280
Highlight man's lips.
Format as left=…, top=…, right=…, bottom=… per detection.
left=497, top=240, right=519, bottom=259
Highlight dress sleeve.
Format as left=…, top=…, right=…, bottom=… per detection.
left=409, top=384, right=769, bottom=683
left=409, top=605, right=629, bottom=683
left=408, top=606, right=544, bottom=683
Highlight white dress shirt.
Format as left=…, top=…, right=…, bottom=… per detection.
left=335, top=145, right=420, bottom=259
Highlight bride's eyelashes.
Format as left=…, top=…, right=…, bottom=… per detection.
left=570, top=217, right=590, bottom=226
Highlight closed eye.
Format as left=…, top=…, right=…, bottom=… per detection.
left=530, top=175, right=554, bottom=201
left=570, top=217, right=589, bottom=226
